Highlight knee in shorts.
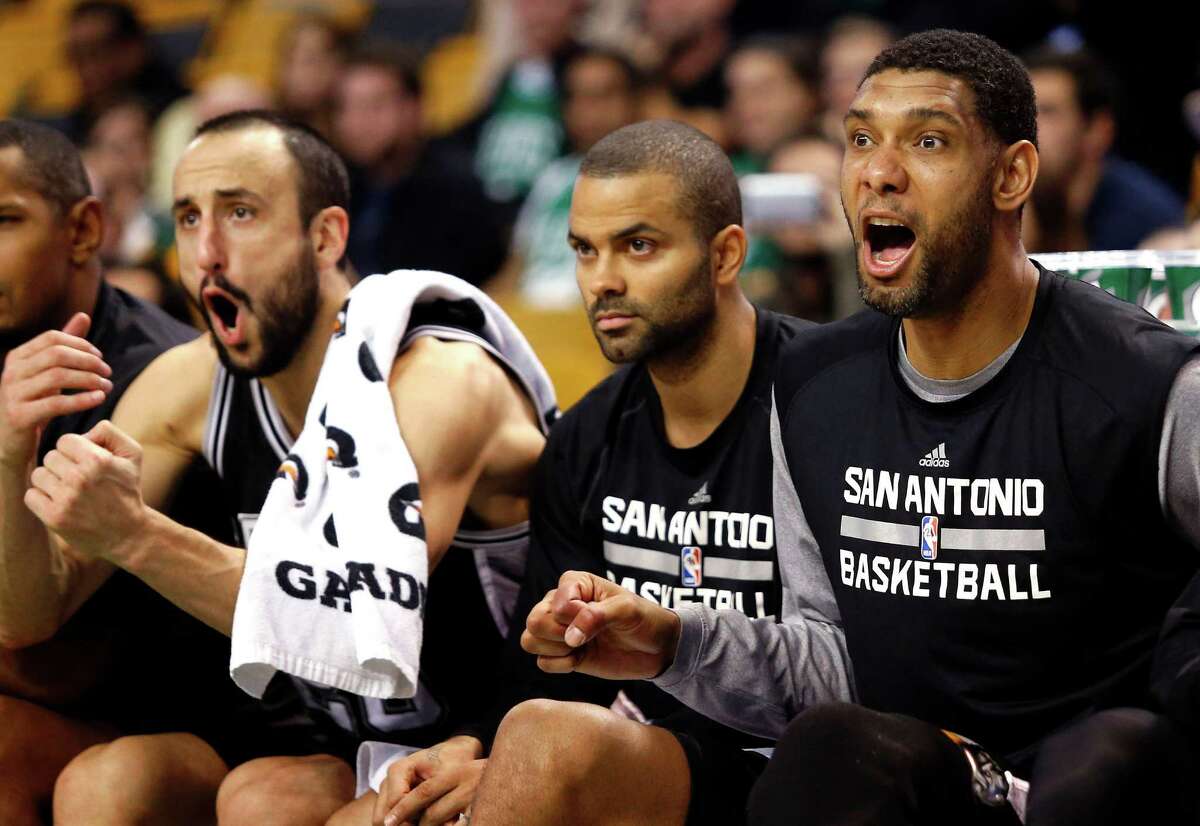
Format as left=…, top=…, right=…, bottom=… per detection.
left=216, top=754, right=352, bottom=825
left=54, top=736, right=164, bottom=818
left=494, top=699, right=628, bottom=784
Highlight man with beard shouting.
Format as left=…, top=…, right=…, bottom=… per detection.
left=11, top=111, right=548, bottom=825
left=516, top=30, right=1200, bottom=826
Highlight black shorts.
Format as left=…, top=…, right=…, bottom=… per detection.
left=658, top=708, right=771, bottom=826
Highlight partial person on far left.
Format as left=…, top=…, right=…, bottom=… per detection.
left=0, top=119, right=271, bottom=826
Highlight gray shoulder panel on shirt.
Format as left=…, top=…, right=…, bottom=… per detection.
left=1159, top=356, right=1200, bottom=548
left=651, top=389, right=855, bottom=740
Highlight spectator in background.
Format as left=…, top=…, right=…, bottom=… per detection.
left=765, top=132, right=859, bottom=320
left=60, top=0, right=186, bottom=143
left=639, top=0, right=735, bottom=142
left=334, top=45, right=508, bottom=285
left=1026, top=48, right=1185, bottom=252
left=83, top=98, right=190, bottom=321
left=498, top=45, right=643, bottom=308
left=82, top=100, right=171, bottom=275
left=725, top=35, right=820, bottom=173
left=723, top=35, right=821, bottom=301
left=817, top=16, right=893, bottom=143
left=275, top=13, right=350, bottom=139
left=467, top=0, right=584, bottom=212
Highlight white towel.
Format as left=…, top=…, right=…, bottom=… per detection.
left=230, top=270, right=557, bottom=700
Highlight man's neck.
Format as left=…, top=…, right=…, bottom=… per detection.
left=260, top=277, right=351, bottom=438
left=647, top=296, right=757, bottom=449
left=902, top=245, right=1040, bottom=381
left=64, top=263, right=103, bottom=332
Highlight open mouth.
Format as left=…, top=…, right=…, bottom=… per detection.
left=201, top=285, right=246, bottom=346
left=863, top=216, right=917, bottom=278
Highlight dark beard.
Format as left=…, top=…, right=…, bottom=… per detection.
left=207, top=249, right=321, bottom=378
left=589, top=256, right=716, bottom=366
left=857, top=184, right=994, bottom=319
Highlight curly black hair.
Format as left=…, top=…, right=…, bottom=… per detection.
left=862, top=29, right=1037, bottom=148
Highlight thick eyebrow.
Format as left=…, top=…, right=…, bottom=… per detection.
left=215, top=187, right=263, bottom=202
left=904, top=107, right=964, bottom=128
left=611, top=221, right=661, bottom=240
left=172, top=187, right=263, bottom=213
left=844, top=106, right=964, bottom=129
left=568, top=221, right=663, bottom=247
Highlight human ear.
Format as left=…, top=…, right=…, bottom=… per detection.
left=66, top=196, right=104, bottom=266
left=993, top=140, right=1038, bottom=215
left=711, top=224, right=748, bottom=287
left=311, top=206, right=350, bottom=271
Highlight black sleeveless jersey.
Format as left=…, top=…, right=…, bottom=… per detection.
left=772, top=266, right=1200, bottom=766
left=201, top=324, right=533, bottom=756
left=488, top=309, right=811, bottom=742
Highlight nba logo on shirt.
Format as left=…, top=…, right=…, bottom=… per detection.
left=920, top=515, right=939, bottom=560
left=681, top=547, right=703, bottom=586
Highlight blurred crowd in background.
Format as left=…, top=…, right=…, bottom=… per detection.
left=1, top=0, right=1198, bottom=404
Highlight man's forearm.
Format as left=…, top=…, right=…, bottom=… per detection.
left=113, top=507, right=245, bottom=636
left=651, top=604, right=855, bottom=740
left=0, top=459, right=81, bottom=647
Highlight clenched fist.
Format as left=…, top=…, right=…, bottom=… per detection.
left=25, top=420, right=147, bottom=562
left=521, top=570, right=682, bottom=681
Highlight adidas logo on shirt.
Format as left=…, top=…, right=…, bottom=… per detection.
left=688, top=482, right=712, bottom=506
left=918, top=443, right=950, bottom=468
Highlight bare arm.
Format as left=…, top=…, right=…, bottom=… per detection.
left=26, top=337, right=246, bottom=636
left=389, top=336, right=544, bottom=568
left=0, top=314, right=116, bottom=647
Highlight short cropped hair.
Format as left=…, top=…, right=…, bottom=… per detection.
left=195, top=110, right=350, bottom=231
left=580, top=120, right=741, bottom=244
left=863, top=29, right=1038, bottom=148
left=0, top=119, right=92, bottom=214
left=1023, top=47, right=1118, bottom=121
